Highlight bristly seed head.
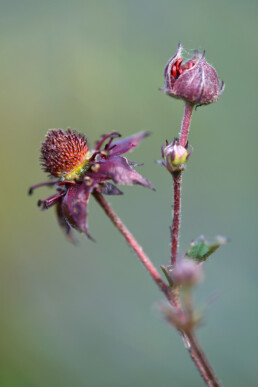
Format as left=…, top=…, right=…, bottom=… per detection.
left=40, top=129, right=90, bottom=180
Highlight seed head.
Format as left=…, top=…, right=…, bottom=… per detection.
left=40, top=129, right=90, bottom=180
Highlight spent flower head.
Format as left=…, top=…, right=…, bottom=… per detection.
left=161, top=43, right=224, bottom=106
left=29, top=129, right=154, bottom=242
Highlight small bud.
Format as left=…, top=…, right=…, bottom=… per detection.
left=170, top=259, right=203, bottom=287
left=161, top=43, right=224, bottom=106
left=161, top=138, right=190, bottom=173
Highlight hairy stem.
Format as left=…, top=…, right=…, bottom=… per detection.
left=179, top=102, right=194, bottom=147
left=171, top=172, right=182, bottom=265
left=188, top=332, right=220, bottom=387
left=170, top=102, right=220, bottom=385
left=93, top=191, right=220, bottom=386
left=170, top=102, right=194, bottom=265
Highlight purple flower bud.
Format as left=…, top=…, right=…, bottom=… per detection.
left=170, top=259, right=203, bottom=287
left=161, top=43, right=224, bottom=106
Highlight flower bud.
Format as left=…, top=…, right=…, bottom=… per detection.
left=161, top=138, right=189, bottom=173
left=170, top=259, right=203, bottom=287
left=161, top=43, right=224, bottom=106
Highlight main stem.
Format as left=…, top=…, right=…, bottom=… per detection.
left=179, top=102, right=194, bottom=147
left=170, top=102, right=194, bottom=265
left=93, top=191, right=220, bottom=386
left=171, top=171, right=182, bottom=265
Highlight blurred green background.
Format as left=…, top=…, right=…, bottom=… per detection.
left=1, top=0, right=258, bottom=386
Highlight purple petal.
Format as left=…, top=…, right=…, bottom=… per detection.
left=88, top=156, right=154, bottom=189
left=109, top=131, right=150, bottom=156
left=61, top=182, right=94, bottom=239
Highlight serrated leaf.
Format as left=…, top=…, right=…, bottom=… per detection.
left=186, top=235, right=228, bottom=262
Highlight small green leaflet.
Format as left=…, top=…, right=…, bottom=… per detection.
left=186, top=235, right=228, bottom=262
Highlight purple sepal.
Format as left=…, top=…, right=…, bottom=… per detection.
left=172, top=54, right=220, bottom=105
left=89, top=156, right=154, bottom=190
left=56, top=200, right=77, bottom=244
left=164, top=42, right=182, bottom=88
left=110, top=131, right=150, bottom=156
left=61, top=183, right=94, bottom=240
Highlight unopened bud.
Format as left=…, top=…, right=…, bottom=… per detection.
left=161, top=43, right=224, bottom=106
left=161, top=138, right=189, bottom=173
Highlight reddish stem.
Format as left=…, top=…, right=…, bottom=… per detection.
left=188, top=332, right=220, bottom=387
left=93, top=191, right=220, bottom=386
left=171, top=172, right=182, bottom=265
left=179, top=102, right=194, bottom=147
left=170, top=102, right=194, bottom=266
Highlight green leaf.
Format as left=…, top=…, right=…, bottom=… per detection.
left=186, top=235, right=228, bottom=262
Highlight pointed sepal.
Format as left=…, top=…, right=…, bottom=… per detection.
left=56, top=200, right=77, bottom=244
left=61, top=183, right=94, bottom=240
left=109, top=131, right=150, bottom=156
left=89, top=156, right=155, bottom=190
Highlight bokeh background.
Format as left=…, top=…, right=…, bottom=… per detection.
left=1, top=0, right=258, bottom=386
